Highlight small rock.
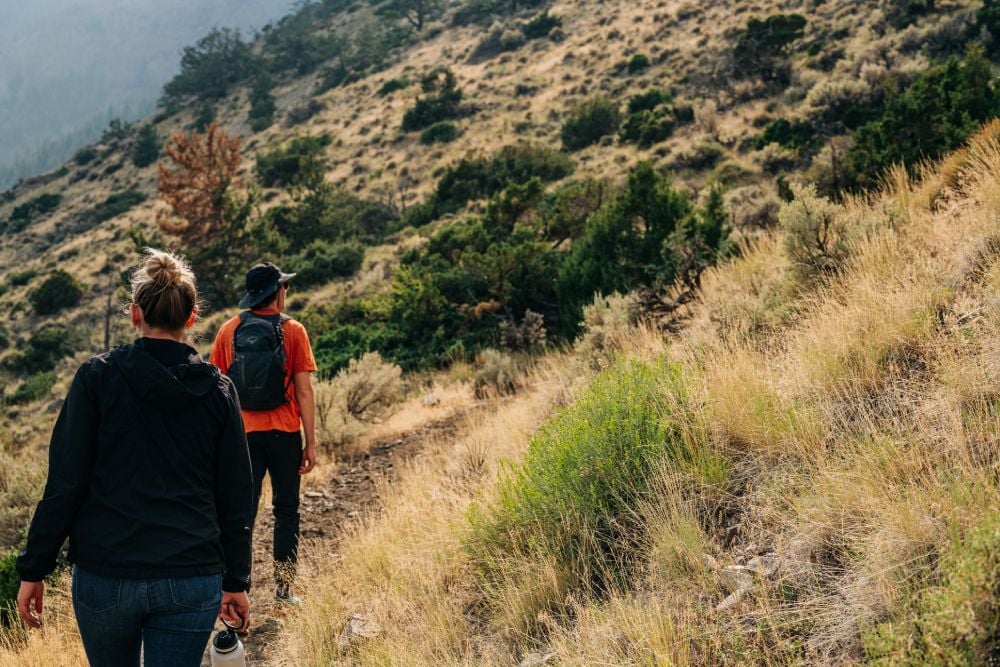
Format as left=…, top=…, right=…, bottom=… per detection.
left=348, top=511, right=360, bottom=518
left=421, top=393, right=441, bottom=406
left=746, top=553, right=779, bottom=579
left=304, top=491, right=324, bottom=499
left=337, top=614, right=382, bottom=653
left=519, top=652, right=556, bottom=667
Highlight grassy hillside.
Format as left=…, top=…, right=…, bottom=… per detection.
left=270, top=120, right=1000, bottom=665
left=2, top=0, right=1000, bottom=663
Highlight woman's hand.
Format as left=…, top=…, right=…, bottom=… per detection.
left=220, top=591, right=250, bottom=629
left=17, top=581, right=44, bottom=629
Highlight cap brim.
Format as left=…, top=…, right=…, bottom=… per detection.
left=239, top=291, right=269, bottom=309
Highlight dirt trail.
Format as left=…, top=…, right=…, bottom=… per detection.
left=201, top=407, right=470, bottom=666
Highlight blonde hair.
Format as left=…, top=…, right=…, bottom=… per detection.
left=130, top=248, right=198, bottom=331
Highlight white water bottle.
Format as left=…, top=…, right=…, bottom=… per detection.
left=210, top=622, right=247, bottom=666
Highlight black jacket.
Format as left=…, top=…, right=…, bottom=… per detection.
left=16, top=338, right=254, bottom=592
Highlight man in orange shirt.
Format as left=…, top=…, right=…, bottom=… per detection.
left=211, top=262, right=317, bottom=605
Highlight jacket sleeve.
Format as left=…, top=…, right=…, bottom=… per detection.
left=16, top=362, right=99, bottom=582
left=215, top=378, right=254, bottom=592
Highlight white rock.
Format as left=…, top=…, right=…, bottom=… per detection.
left=421, top=393, right=441, bottom=406
left=519, top=651, right=556, bottom=667
left=337, top=614, right=382, bottom=652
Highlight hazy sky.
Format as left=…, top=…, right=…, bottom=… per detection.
left=0, top=0, right=294, bottom=186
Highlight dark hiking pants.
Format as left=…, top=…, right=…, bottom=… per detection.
left=247, top=430, right=302, bottom=580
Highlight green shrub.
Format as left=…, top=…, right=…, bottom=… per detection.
left=627, top=89, right=672, bottom=114
left=467, top=359, right=725, bottom=616
left=262, top=12, right=342, bottom=75
left=426, top=142, right=574, bottom=219
left=83, top=189, right=148, bottom=225
left=6, top=269, right=38, bottom=287
left=734, top=14, right=807, bottom=82
left=847, top=48, right=1000, bottom=190
left=30, top=271, right=83, bottom=315
left=255, top=134, right=333, bottom=188
left=560, top=96, right=621, bottom=150
left=780, top=183, right=850, bottom=282
left=378, top=77, right=411, bottom=96
left=401, top=67, right=465, bottom=132
left=752, top=118, right=816, bottom=150
left=620, top=108, right=675, bottom=147
left=863, top=511, right=1000, bottom=665
left=523, top=11, right=562, bottom=39
left=248, top=73, right=277, bottom=133
left=556, top=162, right=691, bottom=336
left=131, top=125, right=161, bottom=168
left=73, top=147, right=99, bottom=166
left=0, top=549, right=18, bottom=623
left=626, top=53, right=651, bottom=74
left=4, top=324, right=76, bottom=375
left=163, top=28, right=256, bottom=101
left=6, top=193, right=62, bottom=233
left=101, top=119, right=131, bottom=144
left=269, top=185, right=396, bottom=249
left=290, top=241, right=365, bottom=287
left=976, top=0, right=1000, bottom=57
left=191, top=104, right=217, bottom=132
left=420, top=121, right=460, bottom=144
left=8, top=372, right=56, bottom=405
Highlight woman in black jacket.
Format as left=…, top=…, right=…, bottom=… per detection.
left=15, top=249, right=254, bottom=667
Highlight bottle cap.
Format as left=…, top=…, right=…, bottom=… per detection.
left=213, top=629, right=240, bottom=654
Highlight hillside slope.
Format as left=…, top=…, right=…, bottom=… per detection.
left=2, top=0, right=1000, bottom=663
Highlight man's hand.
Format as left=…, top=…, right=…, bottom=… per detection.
left=299, top=444, right=316, bottom=475
left=17, top=581, right=44, bottom=629
left=220, top=591, right=250, bottom=629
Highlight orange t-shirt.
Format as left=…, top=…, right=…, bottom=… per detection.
left=210, top=308, right=317, bottom=434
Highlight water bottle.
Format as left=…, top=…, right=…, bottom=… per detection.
left=210, top=621, right=247, bottom=666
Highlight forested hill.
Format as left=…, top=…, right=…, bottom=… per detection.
left=0, top=0, right=292, bottom=189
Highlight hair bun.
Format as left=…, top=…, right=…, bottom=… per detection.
left=144, top=251, right=183, bottom=287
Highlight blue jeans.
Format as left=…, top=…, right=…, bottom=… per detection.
left=72, top=566, right=222, bottom=667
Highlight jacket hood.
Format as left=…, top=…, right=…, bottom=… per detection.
left=110, top=339, right=218, bottom=413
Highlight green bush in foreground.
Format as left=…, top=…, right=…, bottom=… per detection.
left=864, top=511, right=1000, bottom=665
left=467, top=359, right=727, bottom=625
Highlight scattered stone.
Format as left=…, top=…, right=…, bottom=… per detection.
left=304, top=491, right=324, bottom=499
left=337, top=614, right=382, bottom=653
left=519, top=651, right=556, bottom=667
left=422, top=393, right=441, bottom=406
left=348, top=511, right=360, bottom=518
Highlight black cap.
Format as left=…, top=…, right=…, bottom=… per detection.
left=238, top=262, right=296, bottom=309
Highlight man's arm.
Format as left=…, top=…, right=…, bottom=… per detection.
left=293, top=371, right=316, bottom=474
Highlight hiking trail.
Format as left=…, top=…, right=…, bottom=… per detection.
left=200, top=400, right=472, bottom=666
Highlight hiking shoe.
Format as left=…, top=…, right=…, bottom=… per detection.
left=275, top=582, right=303, bottom=606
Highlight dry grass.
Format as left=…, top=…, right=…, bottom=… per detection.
left=262, top=123, right=1000, bottom=666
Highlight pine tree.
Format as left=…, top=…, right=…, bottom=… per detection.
left=248, top=73, right=277, bottom=132
left=131, top=125, right=161, bottom=168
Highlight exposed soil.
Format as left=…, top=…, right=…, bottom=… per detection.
left=201, top=409, right=470, bottom=665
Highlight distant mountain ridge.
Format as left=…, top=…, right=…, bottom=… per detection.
left=0, top=0, right=292, bottom=188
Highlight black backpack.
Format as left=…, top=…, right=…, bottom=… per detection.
left=227, top=311, right=291, bottom=411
